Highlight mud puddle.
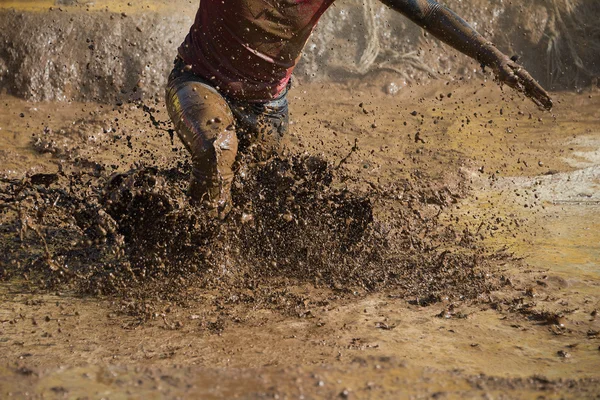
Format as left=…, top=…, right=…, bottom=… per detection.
left=1, top=80, right=599, bottom=398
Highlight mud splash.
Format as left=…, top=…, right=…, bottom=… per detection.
left=1, top=83, right=599, bottom=398
left=1, top=149, right=500, bottom=319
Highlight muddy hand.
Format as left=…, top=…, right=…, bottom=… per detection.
left=494, top=56, right=553, bottom=111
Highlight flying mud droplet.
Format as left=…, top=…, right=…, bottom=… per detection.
left=1, top=151, right=502, bottom=318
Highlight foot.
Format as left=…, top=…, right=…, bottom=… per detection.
left=188, top=175, right=233, bottom=220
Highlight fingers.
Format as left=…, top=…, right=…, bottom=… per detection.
left=492, top=56, right=553, bottom=110
left=514, top=69, right=553, bottom=110
left=504, top=62, right=553, bottom=111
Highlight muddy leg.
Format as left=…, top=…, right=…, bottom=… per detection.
left=165, top=77, right=238, bottom=218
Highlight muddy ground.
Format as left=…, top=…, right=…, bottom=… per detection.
left=0, top=73, right=599, bottom=399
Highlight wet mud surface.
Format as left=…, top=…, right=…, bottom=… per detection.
left=1, top=79, right=600, bottom=398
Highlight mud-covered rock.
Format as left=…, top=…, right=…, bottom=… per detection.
left=0, top=5, right=193, bottom=101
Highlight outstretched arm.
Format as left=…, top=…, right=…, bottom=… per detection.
left=380, top=0, right=553, bottom=110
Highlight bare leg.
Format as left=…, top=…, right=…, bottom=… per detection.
left=165, top=72, right=238, bottom=219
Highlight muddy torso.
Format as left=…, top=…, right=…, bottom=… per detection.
left=178, top=0, right=335, bottom=101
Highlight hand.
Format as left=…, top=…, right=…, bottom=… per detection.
left=493, top=55, right=553, bottom=111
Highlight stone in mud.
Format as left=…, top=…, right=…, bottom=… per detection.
left=30, top=173, right=59, bottom=187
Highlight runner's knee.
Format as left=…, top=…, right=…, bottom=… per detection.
left=165, top=79, right=238, bottom=170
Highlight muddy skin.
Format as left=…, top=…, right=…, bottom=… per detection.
left=165, top=58, right=291, bottom=217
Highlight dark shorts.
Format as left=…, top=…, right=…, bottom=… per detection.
left=168, top=58, right=289, bottom=155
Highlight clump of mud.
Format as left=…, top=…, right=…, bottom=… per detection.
left=0, top=153, right=501, bottom=318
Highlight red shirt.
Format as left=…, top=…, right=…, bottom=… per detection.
left=178, top=0, right=335, bottom=102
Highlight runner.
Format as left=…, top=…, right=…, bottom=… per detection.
left=166, top=0, right=553, bottom=218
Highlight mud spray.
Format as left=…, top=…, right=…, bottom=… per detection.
left=1, top=1, right=599, bottom=398
left=1, top=80, right=599, bottom=399
left=1, top=134, right=502, bottom=320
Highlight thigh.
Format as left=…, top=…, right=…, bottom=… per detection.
left=231, top=96, right=289, bottom=159
left=165, top=72, right=238, bottom=173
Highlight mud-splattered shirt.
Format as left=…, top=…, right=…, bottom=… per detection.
left=178, top=0, right=335, bottom=102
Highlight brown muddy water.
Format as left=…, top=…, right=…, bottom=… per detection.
left=1, top=76, right=599, bottom=399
